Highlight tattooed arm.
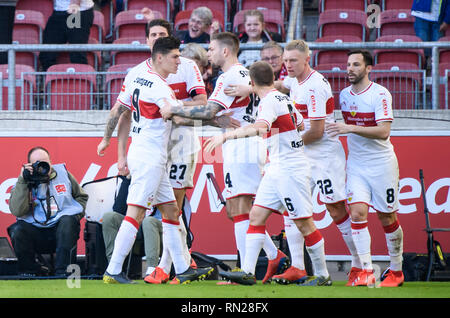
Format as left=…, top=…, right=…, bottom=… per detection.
left=97, top=102, right=130, bottom=156
left=172, top=112, right=240, bottom=129
left=160, top=101, right=224, bottom=121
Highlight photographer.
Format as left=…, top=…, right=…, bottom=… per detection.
left=8, top=146, right=88, bottom=276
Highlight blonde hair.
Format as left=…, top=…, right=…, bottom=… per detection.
left=285, top=39, right=310, bottom=56
left=181, top=43, right=209, bottom=67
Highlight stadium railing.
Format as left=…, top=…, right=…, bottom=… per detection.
left=0, top=41, right=450, bottom=110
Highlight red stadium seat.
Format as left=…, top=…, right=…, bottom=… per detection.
left=439, top=36, right=450, bottom=63
left=16, top=0, right=53, bottom=23
left=124, top=0, right=173, bottom=21
left=174, top=9, right=225, bottom=32
left=90, top=10, right=105, bottom=43
left=0, top=64, right=36, bottom=110
left=318, top=9, right=368, bottom=41
left=13, top=10, right=45, bottom=43
left=439, top=62, right=450, bottom=109
left=382, top=0, right=413, bottom=10
left=104, top=64, right=135, bottom=109
left=56, top=38, right=102, bottom=70
left=111, top=37, right=150, bottom=65
left=319, top=0, right=367, bottom=12
left=114, top=9, right=163, bottom=39
left=373, top=35, right=425, bottom=69
left=237, top=0, right=289, bottom=19
left=12, top=10, right=45, bottom=69
left=371, top=62, right=424, bottom=109
left=315, top=63, right=349, bottom=109
left=232, top=9, right=285, bottom=40
left=181, top=0, right=231, bottom=25
left=312, top=35, right=362, bottom=67
left=378, top=9, right=415, bottom=37
left=44, top=64, right=97, bottom=110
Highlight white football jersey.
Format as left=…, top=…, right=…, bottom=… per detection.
left=283, top=70, right=337, bottom=143
left=256, top=89, right=307, bottom=170
left=118, top=66, right=179, bottom=166
left=339, top=81, right=395, bottom=162
left=209, top=63, right=258, bottom=127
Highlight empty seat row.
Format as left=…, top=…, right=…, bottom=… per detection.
left=319, top=0, right=413, bottom=13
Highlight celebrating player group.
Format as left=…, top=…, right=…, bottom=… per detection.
left=97, top=18, right=404, bottom=288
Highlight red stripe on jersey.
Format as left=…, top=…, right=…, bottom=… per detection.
left=265, top=113, right=297, bottom=138
left=189, top=86, right=207, bottom=96
left=295, top=97, right=334, bottom=119
left=170, top=82, right=189, bottom=100
left=230, top=96, right=251, bottom=109
left=138, top=100, right=162, bottom=119
left=326, top=96, right=335, bottom=114
left=341, top=111, right=377, bottom=127
left=295, top=103, right=308, bottom=119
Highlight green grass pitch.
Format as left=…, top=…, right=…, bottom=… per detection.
left=1, top=279, right=449, bottom=298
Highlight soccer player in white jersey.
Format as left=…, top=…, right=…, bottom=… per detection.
left=98, top=20, right=235, bottom=284
left=326, top=50, right=404, bottom=287
left=270, top=40, right=358, bottom=285
left=160, top=32, right=290, bottom=284
left=100, top=36, right=213, bottom=284
left=203, top=61, right=331, bottom=286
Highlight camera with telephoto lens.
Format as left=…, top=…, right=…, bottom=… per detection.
left=23, top=161, right=50, bottom=186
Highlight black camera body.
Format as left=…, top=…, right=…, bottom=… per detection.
left=23, top=161, right=51, bottom=187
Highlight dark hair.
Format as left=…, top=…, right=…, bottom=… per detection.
left=27, top=146, right=50, bottom=163
left=151, top=36, right=181, bottom=61
left=348, top=49, right=373, bottom=66
left=145, top=19, right=172, bottom=38
left=211, top=32, right=240, bottom=55
left=250, top=61, right=274, bottom=87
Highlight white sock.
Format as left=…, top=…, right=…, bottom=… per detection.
left=263, top=231, right=278, bottom=260
left=146, top=266, right=155, bottom=276
left=162, top=219, right=189, bottom=274
left=242, top=225, right=266, bottom=274
left=304, top=230, right=329, bottom=277
left=351, top=221, right=373, bottom=270
left=158, top=244, right=172, bottom=274
left=233, top=214, right=250, bottom=267
left=384, top=221, right=404, bottom=271
left=335, top=213, right=361, bottom=269
left=284, top=216, right=305, bottom=270
left=178, top=214, right=192, bottom=265
left=106, top=216, right=139, bottom=275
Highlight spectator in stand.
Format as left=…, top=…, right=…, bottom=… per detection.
left=39, top=0, right=94, bottom=71
left=411, top=0, right=450, bottom=42
left=260, top=41, right=288, bottom=81
left=181, top=42, right=215, bottom=96
left=176, top=7, right=213, bottom=44
left=0, top=0, right=17, bottom=64
left=237, top=10, right=282, bottom=68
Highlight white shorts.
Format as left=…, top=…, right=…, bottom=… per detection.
left=127, top=158, right=176, bottom=209
left=253, top=168, right=313, bottom=220
left=305, top=140, right=347, bottom=204
left=167, top=151, right=198, bottom=189
left=346, top=155, right=399, bottom=213
left=222, top=136, right=266, bottom=199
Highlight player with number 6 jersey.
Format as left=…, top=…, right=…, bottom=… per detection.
left=204, top=61, right=330, bottom=286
